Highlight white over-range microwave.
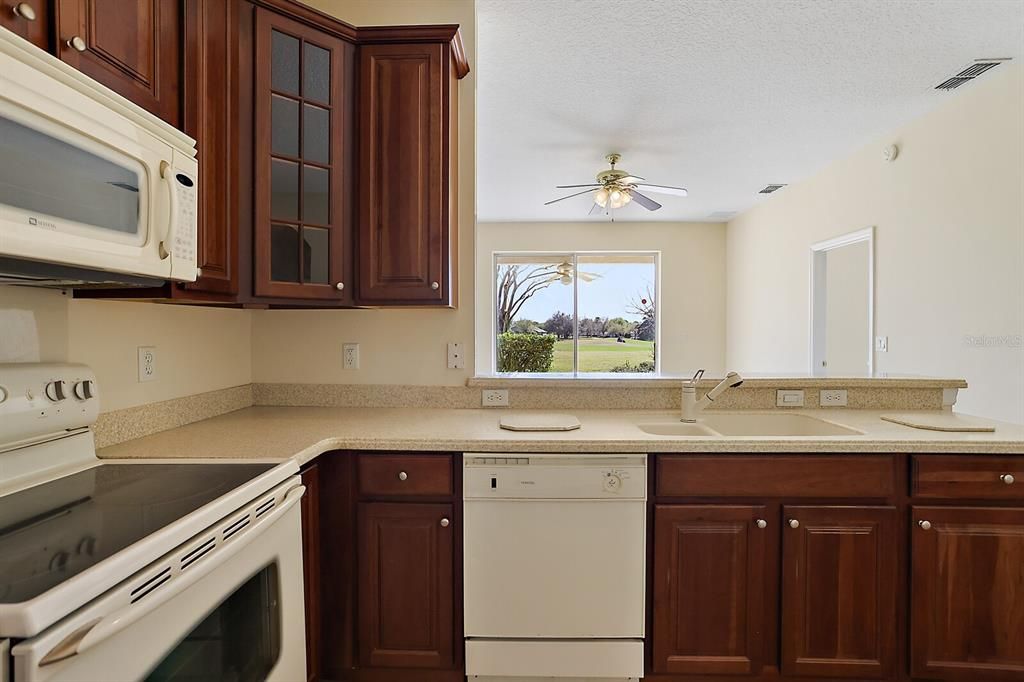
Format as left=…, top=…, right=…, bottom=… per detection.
left=0, top=27, right=198, bottom=287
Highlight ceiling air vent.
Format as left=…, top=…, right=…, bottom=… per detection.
left=758, top=184, right=786, bottom=194
left=936, top=58, right=1010, bottom=90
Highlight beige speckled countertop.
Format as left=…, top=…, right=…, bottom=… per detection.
left=96, top=407, right=1024, bottom=465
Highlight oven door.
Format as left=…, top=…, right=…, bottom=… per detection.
left=11, top=479, right=306, bottom=682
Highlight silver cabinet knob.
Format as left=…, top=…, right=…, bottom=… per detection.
left=335, top=282, right=344, bottom=291
left=66, top=36, right=87, bottom=52
left=1000, top=473, right=1015, bottom=485
left=440, top=518, right=450, bottom=528
left=397, top=471, right=408, bottom=481
left=918, top=520, right=932, bottom=531
left=755, top=519, right=767, bottom=529
left=788, top=519, right=800, bottom=529
left=13, top=2, right=37, bottom=20
left=430, top=281, right=439, bottom=290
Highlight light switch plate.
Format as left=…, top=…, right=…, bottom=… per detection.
left=447, top=342, right=465, bottom=369
left=776, top=389, right=804, bottom=407
left=343, top=343, right=360, bottom=370
left=138, top=346, right=157, bottom=383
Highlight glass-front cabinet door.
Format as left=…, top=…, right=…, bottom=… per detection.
left=253, top=9, right=352, bottom=301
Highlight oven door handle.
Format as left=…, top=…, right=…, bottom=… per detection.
left=39, top=483, right=306, bottom=667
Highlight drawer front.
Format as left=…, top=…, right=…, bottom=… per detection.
left=913, top=455, right=1024, bottom=499
left=656, top=455, right=895, bottom=498
left=357, top=453, right=453, bottom=497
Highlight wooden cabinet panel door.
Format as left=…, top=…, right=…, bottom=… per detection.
left=781, top=506, right=898, bottom=679
left=300, top=463, right=321, bottom=682
left=358, top=43, right=454, bottom=305
left=0, top=0, right=50, bottom=50
left=253, top=8, right=353, bottom=301
left=55, top=0, right=180, bottom=126
left=181, top=0, right=237, bottom=296
left=652, top=505, right=768, bottom=676
left=357, top=502, right=454, bottom=669
left=911, top=506, right=1024, bottom=680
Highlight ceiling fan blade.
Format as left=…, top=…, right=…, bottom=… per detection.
left=544, top=188, right=596, bottom=205
left=630, top=190, right=662, bottom=211
left=632, top=183, right=688, bottom=197
left=578, top=271, right=602, bottom=282
left=556, top=184, right=603, bottom=189
left=618, top=175, right=645, bottom=184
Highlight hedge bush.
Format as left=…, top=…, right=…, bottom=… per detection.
left=497, top=333, right=556, bottom=372
left=609, top=360, right=656, bottom=373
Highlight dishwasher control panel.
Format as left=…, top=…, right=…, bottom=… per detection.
left=464, top=454, right=647, bottom=500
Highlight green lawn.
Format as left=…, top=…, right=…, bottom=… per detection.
left=550, top=337, right=655, bottom=372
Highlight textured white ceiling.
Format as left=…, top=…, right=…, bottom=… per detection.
left=476, top=0, right=1024, bottom=222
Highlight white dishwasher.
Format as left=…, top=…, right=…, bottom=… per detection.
left=463, top=454, right=647, bottom=681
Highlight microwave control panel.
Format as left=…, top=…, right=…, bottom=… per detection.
left=171, top=171, right=197, bottom=265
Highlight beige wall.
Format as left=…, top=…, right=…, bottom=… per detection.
left=252, top=0, right=477, bottom=387
left=475, top=222, right=727, bottom=376
left=726, top=65, right=1024, bottom=423
left=0, top=288, right=252, bottom=412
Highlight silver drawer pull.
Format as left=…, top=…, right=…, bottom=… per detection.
left=788, top=519, right=800, bottom=529
left=1000, top=473, right=1015, bottom=485
left=918, top=520, right=932, bottom=531
left=397, top=471, right=408, bottom=481
left=335, top=282, right=344, bottom=291
left=440, top=518, right=450, bottom=528
left=755, top=519, right=767, bottom=529
left=66, top=36, right=87, bottom=52
left=430, top=281, right=439, bottom=290
left=13, top=3, right=37, bottom=20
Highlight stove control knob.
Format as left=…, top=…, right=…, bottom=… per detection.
left=73, top=380, right=95, bottom=400
left=603, top=473, right=623, bottom=493
left=45, top=380, right=67, bottom=402
left=0, top=385, right=7, bottom=404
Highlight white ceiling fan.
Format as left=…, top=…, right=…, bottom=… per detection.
left=545, top=153, right=689, bottom=219
left=546, top=260, right=601, bottom=285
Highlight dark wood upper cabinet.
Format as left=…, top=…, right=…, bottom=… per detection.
left=357, top=501, right=455, bottom=669
left=252, top=7, right=354, bottom=302
left=1, top=0, right=50, bottom=50
left=356, top=42, right=458, bottom=306
left=181, top=0, right=239, bottom=297
left=54, top=0, right=181, bottom=126
left=652, top=505, right=767, bottom=676
left=781, top=506, right=898, bottom=679
left=911, top=506, right=1024, bottom=681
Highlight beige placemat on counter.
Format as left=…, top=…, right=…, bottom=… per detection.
left=881, top=413, right=995, bottom=432
left=499, top=414, right=582, bottom=432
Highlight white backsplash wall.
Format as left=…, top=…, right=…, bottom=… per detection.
left=0, top=287, right=252, bottom=412
left=726, top=65, right=1024, bottom=423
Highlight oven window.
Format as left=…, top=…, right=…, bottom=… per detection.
left=144, top=563, right=281, bottom=682
left=0, top=114, right=141, bottom=238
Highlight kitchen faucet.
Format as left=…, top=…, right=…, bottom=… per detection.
left=681, top=369, right=744, bottom=422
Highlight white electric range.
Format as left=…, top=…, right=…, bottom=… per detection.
left=0, top=363, right=306, bottom=682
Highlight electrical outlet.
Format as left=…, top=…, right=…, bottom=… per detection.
left=343, top=343, right=360, bottom=370
left=482, top=389, right=509, bottom=407
left=820, top=389, right=848, bottom=407
left=875, top=336, right=888, bottom=352
left=447, top=342, right=465, bottom=369
left=137, top=346, right=157, bottom=382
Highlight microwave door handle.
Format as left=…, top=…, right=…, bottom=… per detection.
left=37, top=484, right=306, bottom=667
left=158, top=160, right=177, bottom=261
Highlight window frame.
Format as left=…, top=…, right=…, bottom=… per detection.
left=491, top=250, right=661, bottom=377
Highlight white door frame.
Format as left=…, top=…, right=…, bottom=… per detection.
left=809, top=226, right=875, bottom=375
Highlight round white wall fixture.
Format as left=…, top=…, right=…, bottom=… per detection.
left=883, top=144, right=899, bottom=162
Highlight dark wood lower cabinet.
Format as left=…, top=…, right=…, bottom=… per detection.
left=357, top=501, right=455, bottom=670
left=652, top=505, right=767, bottom=676
left=781, top=506, right=898, bottom=679
left=911, top=506, right=1024, bottom=681
left=300, top=461, right=322, bottom=682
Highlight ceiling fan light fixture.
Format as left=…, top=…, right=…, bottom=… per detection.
left=594, top=188, right=609, bottom=207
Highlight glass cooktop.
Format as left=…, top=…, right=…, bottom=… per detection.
left=0, top=462, right=275, bottom=604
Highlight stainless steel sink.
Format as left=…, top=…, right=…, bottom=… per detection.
left=639, top=413, right=863, bottom=437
